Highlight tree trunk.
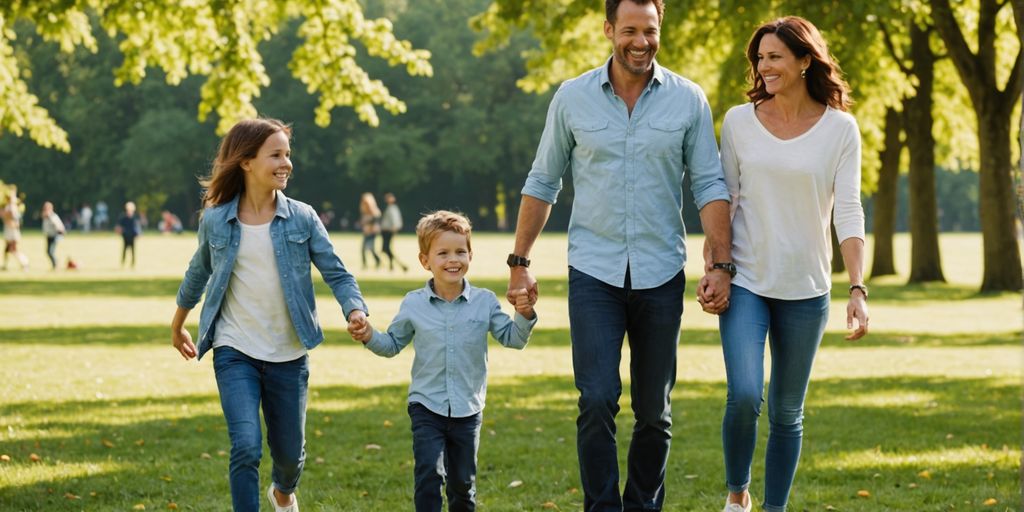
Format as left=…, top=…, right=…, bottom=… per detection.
left=905, top=23, right=946, bottom=283
left=871, top=105, right=903, bottom=278
left=978, top=97, right=1023, bottom=291
left=830, top=221, right=845, bottom=273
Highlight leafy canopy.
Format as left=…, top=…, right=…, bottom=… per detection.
left=0, top=0, right=433, bottom=152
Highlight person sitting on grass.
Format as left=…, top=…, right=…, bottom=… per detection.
left=348, top=210, right=536, bottom=512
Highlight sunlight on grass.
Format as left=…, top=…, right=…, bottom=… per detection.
left=0, top=461, right=126, bottom=488
left=814, top=445, right=1021, bottom=471
left=814, top=390, right=940, bottom=408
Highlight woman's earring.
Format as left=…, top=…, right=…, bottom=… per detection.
left=800, top=68, right=807, bottom=79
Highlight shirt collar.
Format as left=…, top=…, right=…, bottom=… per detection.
left=426, top=278, right=473, bottom=303
left=599, top=56, right=665, bottom=92
left=224, top=190, right=291, bottom=223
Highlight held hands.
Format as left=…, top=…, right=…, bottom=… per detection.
left=171, top=327, right=197, bottom=360
left=697, top=268, right=732, bottom=315
left=509, top=288, right=536, bottom=320
left=506, top=266, right=538, bottom=306
left=347, top=310, right=372, bottom=344
left=845, top=293, right=869, bottom=340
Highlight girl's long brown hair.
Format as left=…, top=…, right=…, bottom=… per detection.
left=200, top=118, right=291, bottom=208
left=745, top=16, right=852, bottom=111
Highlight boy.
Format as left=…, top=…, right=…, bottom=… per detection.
left=349, top=210, right=535, bottom=512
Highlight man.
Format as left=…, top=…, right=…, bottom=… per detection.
left=505, top=1, right=733, bottom=510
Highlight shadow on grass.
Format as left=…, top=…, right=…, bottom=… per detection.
left=0, top=326, right=1018, bottom=350
left=0, top=375, right=1018, bottom=511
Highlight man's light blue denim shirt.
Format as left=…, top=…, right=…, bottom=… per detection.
left=522, top=58, right=730, bottom=289
left=364, top=279, right=536, bottom=418
left=176, top=191, right=368, bottom=360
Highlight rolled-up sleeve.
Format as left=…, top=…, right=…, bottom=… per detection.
left=685, top=89, right=730, bottom=210
left=521, top=87, right=572, bottom=205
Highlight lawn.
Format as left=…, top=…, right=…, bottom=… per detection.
left=0, top=231, right=1020, bottom=511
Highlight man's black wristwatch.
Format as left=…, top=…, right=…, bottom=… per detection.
left=507, top=253, right=530, bottom=268
left=849, top=284, right=868, bottom=300
left=711, top=262, right=737, bottom=278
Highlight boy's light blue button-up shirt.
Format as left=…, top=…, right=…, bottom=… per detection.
left=522, top=58, right=730, bottom=289
left=365, top=279, right=535, bottom=418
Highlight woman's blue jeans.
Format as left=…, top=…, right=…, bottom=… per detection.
left=568, top=267, right=685, bottom=512
left=213, top=346, right=309, bottom=511
left=719, top=285, right=829, bottom=512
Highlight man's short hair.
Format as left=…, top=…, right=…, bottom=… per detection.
left=416, top=210, right=473, bottom=255
left=605, top=0, right=664, bottom=25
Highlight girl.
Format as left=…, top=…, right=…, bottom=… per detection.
left=171, top=118, right=370, bottom=511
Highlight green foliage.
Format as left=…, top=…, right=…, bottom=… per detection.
left=0, top=0, right=433, bottom=149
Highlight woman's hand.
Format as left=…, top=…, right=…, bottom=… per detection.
left=845, top=293, right=869, bottom=340
left=347, top=310, right=372, bottom=343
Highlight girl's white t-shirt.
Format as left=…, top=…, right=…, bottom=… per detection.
left=720, top=102, right=865, bottom=300
left=213, top=220, right=306, bottom=362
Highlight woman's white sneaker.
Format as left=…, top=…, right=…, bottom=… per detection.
left=267, top=484, right=299, bottom=512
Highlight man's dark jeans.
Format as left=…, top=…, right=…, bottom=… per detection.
left=568, top=267, right=685, bottom=511
left=408, top=402, right=482, bottom=512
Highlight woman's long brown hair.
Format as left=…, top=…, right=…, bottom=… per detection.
left=200, top=118, right=291, bottom=208
left=745, top=16, right=852, bottom=111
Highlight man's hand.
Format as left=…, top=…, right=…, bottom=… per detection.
left=507, top=266, right=538, bottom=305
left=697, top=270, right=731, bottom=315
left=347, top=310, right=372, bottom=344
left=510, top=288, right=536, bottom=320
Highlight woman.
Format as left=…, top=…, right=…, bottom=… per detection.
left=379, top=192, right=408, bottom=272
left=358, top=191, right=382, bottom=269
left=171, top=118, right=370, bottom=511
left=2, top=188, right=29, bottom=271
left=702, top=16, right=869, bottom=512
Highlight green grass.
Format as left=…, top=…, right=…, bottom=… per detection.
left=0, top=232, right=1020, bottom=511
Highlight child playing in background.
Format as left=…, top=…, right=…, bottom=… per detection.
left=40, top=201, right=66, bottom=269
left=349, top=210, right=536, bottom=512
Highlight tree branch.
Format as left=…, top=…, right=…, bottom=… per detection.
left=879, top=19, right=913, bottom=77
left=929, top=0, right=986, bottom=93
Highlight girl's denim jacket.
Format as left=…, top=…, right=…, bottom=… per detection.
left=176, top=192, right=368, bottom=360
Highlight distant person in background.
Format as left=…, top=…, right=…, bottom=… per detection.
left=94, top=200, right=109, bottom=230
left=359, top=192, right=382, bottom=270
left=79, top=203, right=93, bottom=233
left=159, top=210, right=184, bottom=234
left=40, top=201, right=66, bottom=269
left=379, top=192, right=408, bottom=272
left=319, top=201, right=336, bottom=230
left=2, top=188, right=29, bottom=271
left=116, top=201, right=142, bottom=268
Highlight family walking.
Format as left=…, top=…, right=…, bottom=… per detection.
left=170, top=1, right=868, bottom=511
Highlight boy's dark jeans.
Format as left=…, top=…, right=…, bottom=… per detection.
left=408, top=402, right=482, bottom=512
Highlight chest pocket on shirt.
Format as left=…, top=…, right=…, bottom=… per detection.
left=285, top=231, right=311, bottom=269
left=208, top=235, right=229, bottom=262
left=646, top=118, right=685, bottom=159
left=455, top=319, right=489, bottom=345
left=572, top=118, right=610, bottom=159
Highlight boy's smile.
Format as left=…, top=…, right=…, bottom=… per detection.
left=420, top=230, right=472, bottom=301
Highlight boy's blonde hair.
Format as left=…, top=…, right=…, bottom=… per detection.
left=416, top=210, right=472, bottom=254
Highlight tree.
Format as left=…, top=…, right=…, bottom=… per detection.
left=0, top=0, right=433, bottom=152
left=930, top=0, right=1022, bottom=292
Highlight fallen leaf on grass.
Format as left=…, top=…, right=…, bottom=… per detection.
left=217, top=450, right=227, bottom=457
left=166, top=503, right=178, bottom=510
left=135, top=439, right=145, bottom=446
left=917, top=470, right=931, bottom=479
left=383, top=420, right=394, bottom=428
left=508, top=480, right=523, bottom=488
left=160, top=475, right=172, bottom=482
left=132, top=504, right=146, bottom=510
left=315, top=457, right=325, bottom=464
left=200, top=453, right=212, bottom=459
left=64, top=492, right=80, bottom=500
left=857, top=490, right=870, bottom=498
left=364, top=444, right=382, bottom=451
left=825, top=506, right=836, bottom=511
left=101, top=439, right=115, bottom=448
left=983, top=498, right=998, bottom=506
left=360, top=490, right=369, bottom=497
left=541, top=501, right=559, bottom=509
left=29, top=453, right=41, bottom=462
left=683, top=474, right=698, bottom=480
left=908, top=483, right=918, bottom=489
left=0, top=454, right=9, bottom=462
